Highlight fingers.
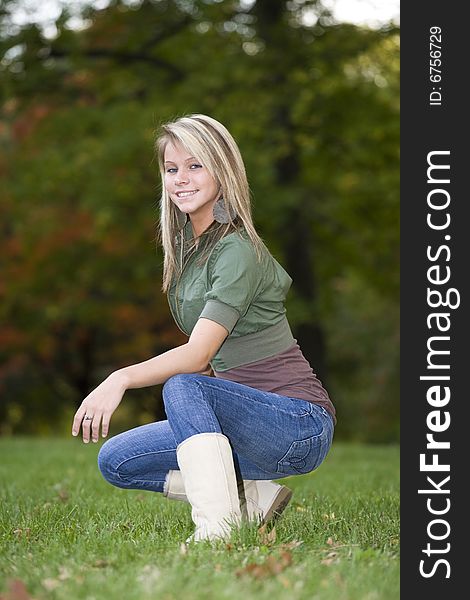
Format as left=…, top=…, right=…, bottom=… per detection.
left=72, top=406, right=87, bottom=437
left=70, top=374, right=123, bottom=443
left=101, top=414, right=111, bottom=439
left=81, top=414, right=96, bottom=444
left=72, top=408, right=106, bottom=443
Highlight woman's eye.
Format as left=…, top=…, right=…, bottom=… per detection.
left=165, top=164, right=201, bottom=173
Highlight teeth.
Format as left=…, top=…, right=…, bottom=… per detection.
left=177, top=190, right=198, bottom=198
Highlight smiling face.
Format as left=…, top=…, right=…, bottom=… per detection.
left=164, top=141, right=220, bottom=234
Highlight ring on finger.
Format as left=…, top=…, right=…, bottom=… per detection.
left=84, top=415, right=94, bottom=421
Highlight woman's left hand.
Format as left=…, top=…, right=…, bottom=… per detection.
left=71, top=372, right=127, bottom=443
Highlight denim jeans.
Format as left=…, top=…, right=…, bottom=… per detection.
left=98, top=373, right=334, bottom=493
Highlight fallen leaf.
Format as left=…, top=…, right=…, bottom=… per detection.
left=12, top=529, right=31, bottom=540
left=236, top=550, right=293, bottom=579
left=179, top=542, right=188, bottom=555
left=137, top=565, right=161, bottom=591
left=0, top=579, right=36, bottom=600
left=267, top=551, right=292, bottom=575
left=280, top=540, right=303, bottom=550
left=41, top=579, right=60, bottom=592
left=57, top=489, right=69, bottom=502
left=321, top=552, right=340, bottom=566
left=258, top=524, right=276, bottom=546
left=57, top=567, right=71, bottom=581
left=92, top=559, right=109, bottom=568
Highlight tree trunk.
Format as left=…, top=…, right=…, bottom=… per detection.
left=250, top=0, right=328, bottom=381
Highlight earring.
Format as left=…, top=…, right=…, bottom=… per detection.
left=213, top=197, right=237, bottom=224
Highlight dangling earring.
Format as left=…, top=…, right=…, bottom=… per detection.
left=213, top=196, right=237, bottom=224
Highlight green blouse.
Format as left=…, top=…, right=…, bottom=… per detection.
left=167, top=221, right=296, bottom=371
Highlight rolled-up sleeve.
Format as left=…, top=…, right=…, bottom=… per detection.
left=198, top=237, right=263, bottom=334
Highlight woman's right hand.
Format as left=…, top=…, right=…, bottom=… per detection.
left=71, top=372, right=127, bottom=443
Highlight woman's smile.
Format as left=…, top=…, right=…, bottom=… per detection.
left=176, top=190, right=199, bottom=198
left=164, top=141, right=220, bottom=236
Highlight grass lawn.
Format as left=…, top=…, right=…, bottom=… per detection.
left=0, top=437, right=399, bottom=600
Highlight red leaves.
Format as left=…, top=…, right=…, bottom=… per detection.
left=0, top=579, right=36, bottom=600
left=236, top=550, right=293, bottom=580
left=11, top=105, right=51, bottom=142
left=235, top=528, right=303, bottom=581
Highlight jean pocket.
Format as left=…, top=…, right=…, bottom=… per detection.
left=284, top=396, right=315, bottom=417
left=276, top=431, right=328, bottom=476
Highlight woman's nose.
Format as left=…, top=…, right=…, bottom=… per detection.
left=175, top=169, right=190, bottom=185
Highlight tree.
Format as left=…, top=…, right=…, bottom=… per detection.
left=0, top=0, right=399, bottom=440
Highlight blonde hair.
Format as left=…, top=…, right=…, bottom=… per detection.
left=155, top=114, right=265, bottom=292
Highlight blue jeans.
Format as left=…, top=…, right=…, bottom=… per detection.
left=98, top=374, right=334, bottom=493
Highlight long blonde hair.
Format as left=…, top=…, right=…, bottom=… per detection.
left=155, top=114, right=265, bottom=292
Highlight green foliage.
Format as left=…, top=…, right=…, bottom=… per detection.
left=0, top=1, right=399, bottom=440
left=0, top=438, right=399, bottom=599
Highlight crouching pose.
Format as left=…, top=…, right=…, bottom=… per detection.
left=72, top=114, right=336, bottom=543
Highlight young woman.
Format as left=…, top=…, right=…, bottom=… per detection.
left=72, top=114, right=336, bottom=543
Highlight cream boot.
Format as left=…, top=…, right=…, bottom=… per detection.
left=176, top=432, right=242, bottom=542
left=238, top=479, right=293, bottom=525
left=164, top=470, right=293, bottom=526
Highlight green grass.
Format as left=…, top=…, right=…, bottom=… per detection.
left=0, top=438, right=399, bottom=600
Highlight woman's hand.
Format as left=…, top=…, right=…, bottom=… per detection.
left=72, top=372, right=128, bottom=443
left=71, top=319, right=225, bottom=443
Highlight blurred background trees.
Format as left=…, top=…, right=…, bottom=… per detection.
left=0, top=0, right=399, bottom=441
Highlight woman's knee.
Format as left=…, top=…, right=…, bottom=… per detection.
left=162, top=373, right=201, bottom=410
left=97, top=436, right=127, bottom=488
